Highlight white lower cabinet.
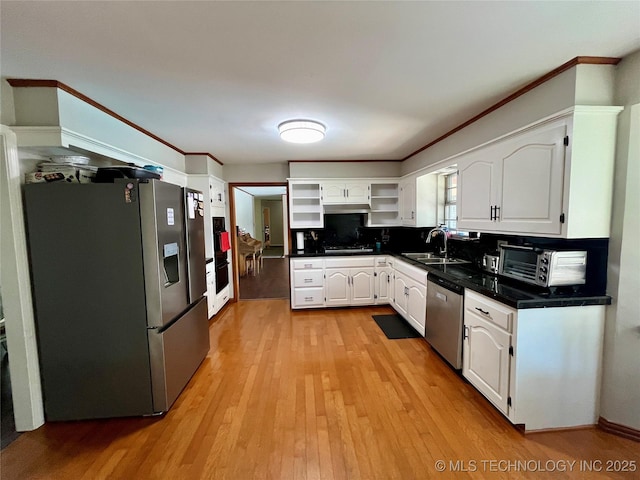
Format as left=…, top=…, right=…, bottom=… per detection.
left=463, top=297, right=513, bottom=415
left=215, top=285, right=230, bottom=314
left=325, top=257, right=375, bottom=307
left=205, top=262, right=215, bottom=318
left=462, top=290, right=606, bottom=431
left=391, top=259, right=427, bottom=336
left=290, top=256, right=384, bottom=309
left=374, top=256, right=393, bottom=305
left=290, top=258, right=324, bottom=309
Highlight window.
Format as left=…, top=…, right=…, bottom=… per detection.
left=444, top=173, right=457, bottom=231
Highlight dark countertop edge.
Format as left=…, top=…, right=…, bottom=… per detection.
left=290, top=250, right=612, bottom=309
left=290, top=250, right=386, bottom=257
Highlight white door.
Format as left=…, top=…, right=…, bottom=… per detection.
left=400, top=179, right=416, bottom=226
left=393, top=273, right=409, bottom=318
left=406, top=282, right=427, bottom=336
left=344, top=182, right=370, bottom=204
left=457, top=149, right=497, bottom=231
left=375, top=268, right=392, bottom=304
left=463, top=313, right=512, bottom=415
left=321, top=182, right=346, bottom=204
left=325, top=269, right=350, bottom=306
left=497, top=123, right=566, bottom=235
left=350, top=267, right=375, bottom=305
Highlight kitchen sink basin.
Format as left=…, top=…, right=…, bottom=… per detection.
left=419, top=258, right=469, bottom=264
left=401, top=252, right=470, bottom=265
left=402, top=252, right=439, bottom=260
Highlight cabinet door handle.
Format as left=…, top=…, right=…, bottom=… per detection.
left=495, top=206, right=500, bottom=220
left=475, top=307, right=490, bottom=316
left=490, top=205, right=495, bottom=220
left=304, top=263, right=313, bottom=268
left=304, top=278, right=313, bottom=283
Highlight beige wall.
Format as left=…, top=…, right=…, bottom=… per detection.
left=600, top=49, right=640, bottom=430
left=262, top=199, right=284, bottom=245
left=401, top=64, right=618, bottom=176
left=223, top=162, right=289, bottom=183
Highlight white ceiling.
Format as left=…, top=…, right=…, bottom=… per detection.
left=2, top=1, right=639, bottom=165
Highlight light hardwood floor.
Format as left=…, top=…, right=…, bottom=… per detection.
left=2, top=300, right=638, bottom=479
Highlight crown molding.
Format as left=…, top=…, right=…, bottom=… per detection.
left=7, top=55, right=621, bottom=166
left=401, top=56, right=621, bottom=161
left=184, top=152, right=224, bottom=166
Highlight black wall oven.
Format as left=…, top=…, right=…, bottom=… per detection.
left=212, top=217, right=229, bottom=293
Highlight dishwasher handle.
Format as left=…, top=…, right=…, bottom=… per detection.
left=428, top=274, right=464, bottom=295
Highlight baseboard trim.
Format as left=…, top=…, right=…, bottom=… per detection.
left=598, top=417, right=640, bottom=442
left=520, top=424, right=596, bottom=435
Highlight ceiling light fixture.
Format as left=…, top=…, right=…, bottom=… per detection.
left=278, top=120, right=326, bottom=144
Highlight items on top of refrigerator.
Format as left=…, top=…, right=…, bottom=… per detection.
left=48, top=155, right=91, bottom=165
left=24, top=160, right=97, bottom=184
left=94, top=165, right=161, bottom=183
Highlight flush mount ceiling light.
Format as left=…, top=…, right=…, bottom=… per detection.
left=278, top=120, right=326, bottom=144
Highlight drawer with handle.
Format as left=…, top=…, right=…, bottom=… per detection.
left=293, top=288, right=324, bottom=307
left=465, top=290, right=515, bottom=332
left=291, top=258, right=323, bottom=270
left=293, top=270, right=323, bottom=288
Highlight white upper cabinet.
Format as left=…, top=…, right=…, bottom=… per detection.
left=209, top=177, right=226, bottom=214
left=289, top=181, right=323, bottom=228
left=368, top=183, right=400, bottom=227
left=322, top=181, right=370, bottom=204
left=399, top=176, right=417, bottom=226
left=457, top=150, right=497, bottom=231
left=457, top=107, right=622, bottom=238
left=458, top=120, right=565, bottom=235
left=400, top=173, right=438, bottom=227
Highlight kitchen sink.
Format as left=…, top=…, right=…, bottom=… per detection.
left=402, top=252, right=439, bottom=260
left=401, top=252, right=470, bottom=265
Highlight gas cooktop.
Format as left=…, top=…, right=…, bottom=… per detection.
left=323, top=245, right=374, bottom=254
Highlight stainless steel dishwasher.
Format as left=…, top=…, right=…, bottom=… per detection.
left=425, top=274, right=464, bottom=369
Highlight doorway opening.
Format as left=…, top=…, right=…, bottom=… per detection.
left=229, top=183, right=290, bottom=300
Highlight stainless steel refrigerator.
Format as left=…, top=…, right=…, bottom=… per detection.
left=23, top=179, right=209, bottom=421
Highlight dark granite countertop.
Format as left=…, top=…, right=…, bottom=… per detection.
left=290, top=249, right=385, bottom=257
left=392, top=253, right=611, bottom=309
left=289, top=249, right=611, bottom=309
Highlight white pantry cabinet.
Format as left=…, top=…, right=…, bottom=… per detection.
left=187, top=174, right=226, bottom=258
left=209, top=177, right=226, bottom=216
left=205, top=262, right=216, bottom=318
left=322, top=181, right=370, bottom=205
left=457, top=107, right=622, bottom=238
left=462, top=290, right=606, bottom=431
left=391, top=258, right=427, bottom=336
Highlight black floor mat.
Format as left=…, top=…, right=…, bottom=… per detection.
left=372, top=314, right=421, bottom=339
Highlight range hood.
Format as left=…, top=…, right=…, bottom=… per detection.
left=323, top=204, right=371, bottom=214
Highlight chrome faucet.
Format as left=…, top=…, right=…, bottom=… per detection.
left=426, top=224, right=448, bottom=257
